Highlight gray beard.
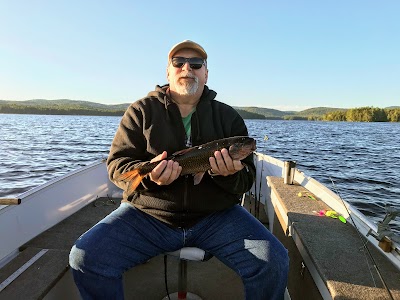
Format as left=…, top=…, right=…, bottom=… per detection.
left=175, top=73, right=199, bottom=96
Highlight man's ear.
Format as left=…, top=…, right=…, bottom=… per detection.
left=166, top=67, right=170, bottom=82
left=205, top=69, right=208, bottom=84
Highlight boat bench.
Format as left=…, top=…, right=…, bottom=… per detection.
left=267, top=176, right=400, bottom=300
left=0, top=197, right=121, bottom=299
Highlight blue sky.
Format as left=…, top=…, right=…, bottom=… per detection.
left=1, top=1, right=399, bottom=111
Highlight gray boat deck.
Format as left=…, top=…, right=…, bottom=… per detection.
left=0, top=199, right=120, bottom=300
left=268, top=176, right=400, bottom=300
left=0, top=198, right=243, bottom=300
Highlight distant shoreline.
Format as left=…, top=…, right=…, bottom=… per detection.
left=0, top=110, right=125, bottom=117
left=0, top=99, right=399, bottom=122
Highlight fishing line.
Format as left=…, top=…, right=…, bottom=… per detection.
left=331, top=172, right=377, bottom=285
left=251, top=155, right=259, bottom=217
left=164, top=255, right=172, bottom=300
left=330, top=177, right=394, bottom=300
left=254, top=135, right=268, bottom=220
left=256, top=158, right=264, bottom=219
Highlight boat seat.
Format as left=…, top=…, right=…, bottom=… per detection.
left=163, top=247, right=212, bottom=300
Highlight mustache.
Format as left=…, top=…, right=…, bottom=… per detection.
left=178, top=72, right=198, bottom=82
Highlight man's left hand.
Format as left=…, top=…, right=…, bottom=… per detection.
left=209, top=148, right=244, bottom=176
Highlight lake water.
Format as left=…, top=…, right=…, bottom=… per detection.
left=1, top=114, right=399, bottom=233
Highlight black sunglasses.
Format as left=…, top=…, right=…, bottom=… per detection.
left=171, top=57, right=205, bottom=70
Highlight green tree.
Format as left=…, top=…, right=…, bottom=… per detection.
left=323, top=110, right=347, bottom=121
left=346, top=107, right=387, bottom=122
left=386, top=109, right=400, bottom=122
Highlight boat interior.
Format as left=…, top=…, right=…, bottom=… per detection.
left=0, top=155, right=399, bottom=300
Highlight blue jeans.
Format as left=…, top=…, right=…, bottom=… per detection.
left=69, top=203, right=289, bottom=299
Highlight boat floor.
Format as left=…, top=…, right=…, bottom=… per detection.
left=3, top=189, right=399, bottom=299
left=4, top=198, right=244, bottom=299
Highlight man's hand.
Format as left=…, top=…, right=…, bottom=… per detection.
left=209, top=148, right=244, bottom=176
left=149, top=151, right=182, bottom=186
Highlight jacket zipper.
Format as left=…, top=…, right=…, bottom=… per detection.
left=171, top=101, right=192, bottom=226
left=183, top=175, right=188, bottom=215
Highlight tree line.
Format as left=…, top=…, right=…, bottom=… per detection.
left=1, top=103, right=399, bottom=122
left=322, top=107, right=400, bottom=122
left=0, top=104, right=268, bottom=119
left=0, top=103, right=125, bottom=116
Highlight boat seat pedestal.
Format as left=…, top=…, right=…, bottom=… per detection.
left=162, top=247, right=212, bottom=300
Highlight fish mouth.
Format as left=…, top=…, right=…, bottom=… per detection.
left=248, top=138, right=257, bottom=150
left=236, top=137, right=257, bottom=150
left=244, top=138, right=257, bottom=151
left=228, top=137, right=257, bottom=160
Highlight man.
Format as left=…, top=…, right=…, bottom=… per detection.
left=69, top=40, right=289, bottom=299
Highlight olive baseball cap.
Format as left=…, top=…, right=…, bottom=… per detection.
left=168, top=40, right=207, bottom=60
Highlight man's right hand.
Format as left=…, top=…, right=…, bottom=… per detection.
left=149, top=151, right=182, bottom=186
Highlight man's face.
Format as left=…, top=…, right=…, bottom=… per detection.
left=167, top=49, right=208, bottom=96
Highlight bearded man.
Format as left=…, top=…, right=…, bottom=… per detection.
left=69, top=40, right=289, bottom=300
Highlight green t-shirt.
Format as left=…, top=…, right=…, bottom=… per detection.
left=182, top=109, right=196, bottom=147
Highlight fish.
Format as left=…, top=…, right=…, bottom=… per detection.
left=118, top=136, right=256, bottom=194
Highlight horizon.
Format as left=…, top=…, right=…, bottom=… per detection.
left=1, top=1, right=399, bottom=110
left=3, top=98, right=399, bottom=113
left=0, top=98, right=324, bottom=111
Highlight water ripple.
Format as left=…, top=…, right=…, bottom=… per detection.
left=248, top=120, right=400, bottom=233
left=1, top=115, right=399, bottom=233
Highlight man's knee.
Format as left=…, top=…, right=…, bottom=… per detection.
left=69, top=244, right=87, bottom=272
left=250, top=239, right=289, bottom=281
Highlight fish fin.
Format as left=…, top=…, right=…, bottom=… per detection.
left=193, top=172, right=205, bottom=185
left=117, top=169, right=145, bottom=194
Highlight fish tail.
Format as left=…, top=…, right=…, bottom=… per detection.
left=118, top=169, right=145, bottom=194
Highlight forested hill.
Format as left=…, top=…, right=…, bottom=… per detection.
left=234, top=106, right=348, bottom=120
left=0, top=99, right=399, bottom=121
left=0, top=99, right=342, bottom=119
left=0, top=99, right=131, bottom=116
left=235, top=106, right=400, bottom=122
